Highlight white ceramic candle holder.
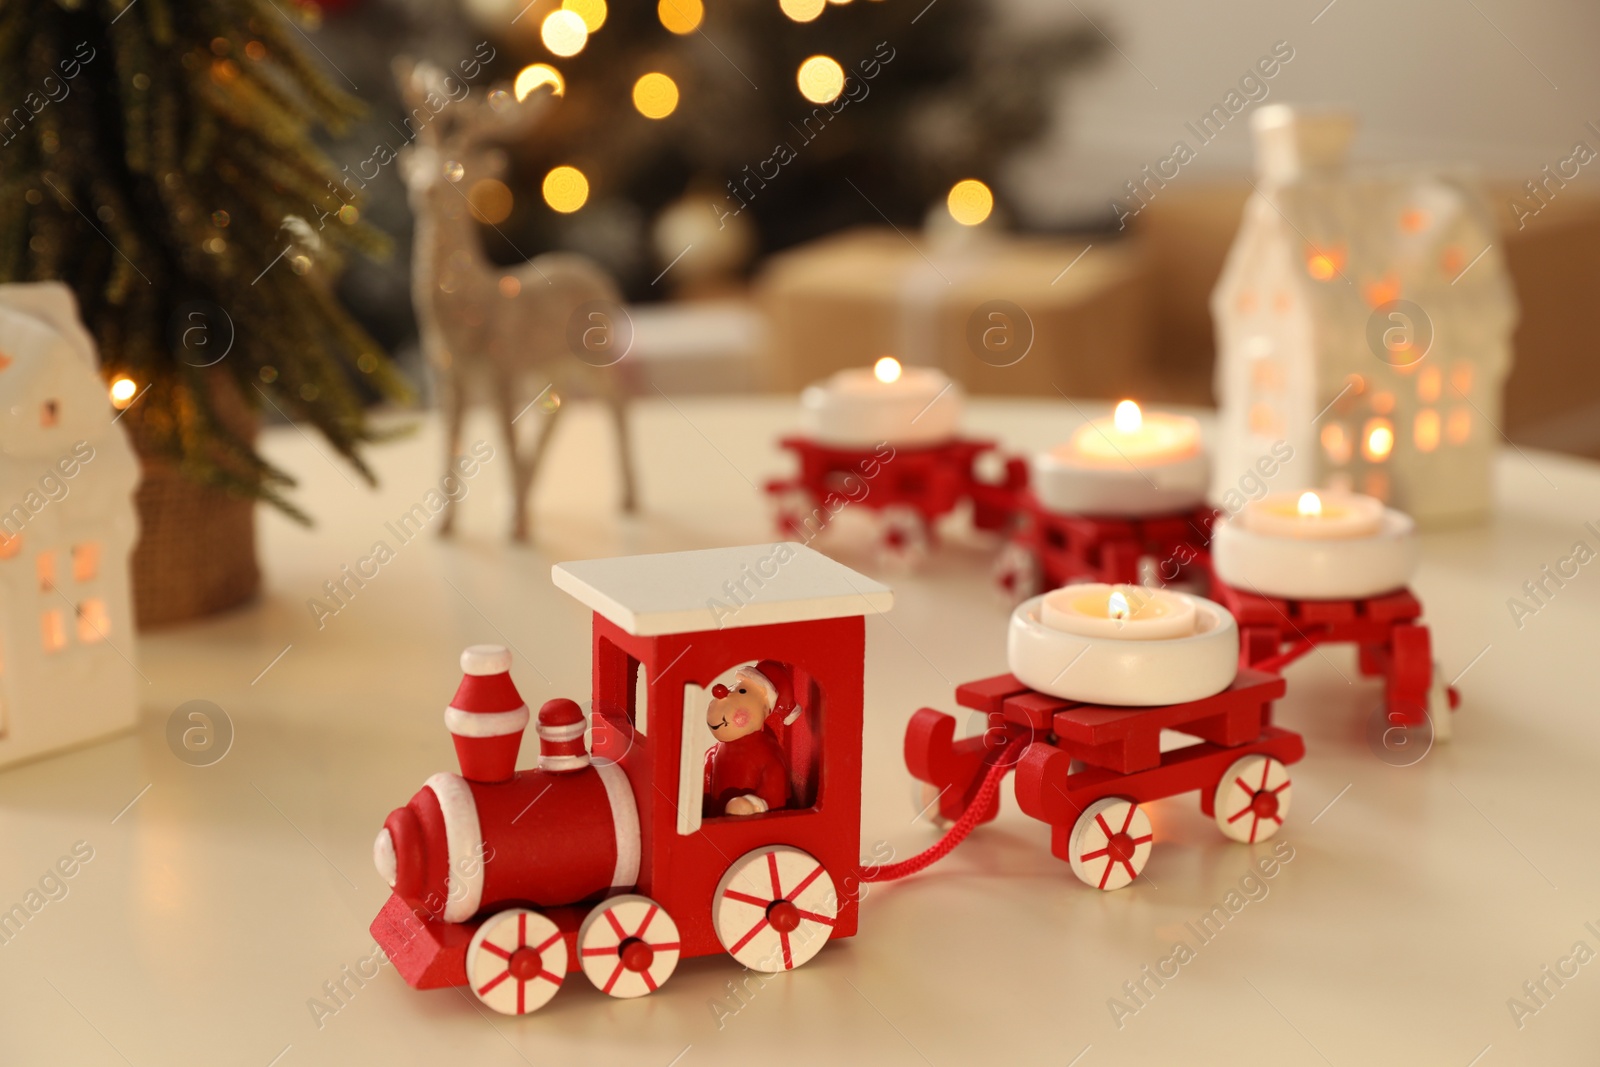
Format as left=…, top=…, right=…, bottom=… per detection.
left=1007, top=592, right=1239, bottom=707
left=1031, top=447, right=1210, bottom=516
left=800, top=366, right=962, bottom=448
left=1211, top=508, right=1420, bottom=600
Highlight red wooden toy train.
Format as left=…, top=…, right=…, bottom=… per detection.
left=370, top=541, right=1454, bottom=1016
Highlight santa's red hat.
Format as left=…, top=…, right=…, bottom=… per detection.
left=446, top=645, right=529, bottom=783
left=745, top=660, right=803, bottom=727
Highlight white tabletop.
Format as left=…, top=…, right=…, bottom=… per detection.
left=2, top=395, right=1595, bottom=1066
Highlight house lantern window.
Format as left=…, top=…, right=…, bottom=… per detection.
left=71, top=542, right=100, bottom=583
left=1414, top=410, right=1442, bottom=452
left=1362, top=419, right=1395, bottom=463
left=1446, top=409, right=1472, bottom=445
left=1320, top=423, right=1353, bottom=465
left=77, top=599, right=110, bottom=644
left=41, top=610, right=66, bottom=652
left=1417, top=366, right=1442, bottom=403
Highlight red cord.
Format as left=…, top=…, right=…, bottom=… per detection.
left=1253, top=635, right=1320, bottom=674
left=860, top=759, right=1013, bottom=883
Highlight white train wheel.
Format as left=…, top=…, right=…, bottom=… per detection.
left=993, top=541, right=1042, bottom=603
left=1068, top=797, right=1153, bottom=891
left=713, top=845, right=838, bottom=973
left=774, top=488, right=823, bottom=539
left=577, top=895, right=681, bottom=999
left=1428, top=660, right=1453, bottom=742
left=1214, top=755, right=1292, bottom=844
left=466, top=909, right=567, bottom=1015
left=879, top=505, right=930, bottom=566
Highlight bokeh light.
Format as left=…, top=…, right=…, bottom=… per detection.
left=796, top=55, right=845, bottom=104
left=632, top=72, right=679, bottom=119
left=469, top=179, right=514, bottom=224
left=780, top=0, right=826, bottom=22
left=542, top=166, right=590, bottom=213
left=541, top=10, right=589, bottom=57
left=562, top=0, right=607, bottom=32
left=946, top=178, right=994, bottom=226
left=658, top=0, right=703, bottom=34
left=514, top=63, right=565, bottom=100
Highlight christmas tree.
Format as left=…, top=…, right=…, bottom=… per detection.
left=0, top=0, right=410, bottom=518
left=446, top=0, right=1103, bottom=298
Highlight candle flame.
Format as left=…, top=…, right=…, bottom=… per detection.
left=1113, top=399, right=1142, bottom=434
left=873, top=356, right=902, bottom=384
left=1297, top=491, right=1322, bottom=518
left=109, top=376, right=138, bottom=408
left=1108, top=589, right=1131, bottom=621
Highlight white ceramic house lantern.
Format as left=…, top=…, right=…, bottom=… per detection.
left=1211, top=105, right=1516, bottom=525
left=0, top=282, right=140, bottom=768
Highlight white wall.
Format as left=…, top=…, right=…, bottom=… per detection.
left=1001, top=0, right=1600, bottom=224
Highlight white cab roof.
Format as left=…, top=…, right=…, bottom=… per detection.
left=552, top=543, right=894, bottom=637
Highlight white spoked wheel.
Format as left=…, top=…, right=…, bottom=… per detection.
left=773, top=488, right=823, bottom=539
left=993, top=541, right=1042, bottom=603
left=1069, top=797, right=1154, bottom=891
left=1214, top=755, right=1292, bottom=844
left=910, top=779, right=952, bottom=828
left=878, top=505, right=930, bottom=566
left=1428, top=660, right=1453, bottom=742
left=713, top=846, right=838, bottom=973
left=466, top=909, right=567, bottom=1015
left=577, top=895, right=681, bottom=999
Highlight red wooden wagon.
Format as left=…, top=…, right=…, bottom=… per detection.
left=767, top=435, right=1027, bottom=561
left=904, top=668, right=1305, bottom=889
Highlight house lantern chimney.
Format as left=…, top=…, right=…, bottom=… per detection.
left=1252, top=105, right=1356, bottom=186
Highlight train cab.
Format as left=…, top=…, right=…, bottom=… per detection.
left=555, top=541, right=893, bottom=973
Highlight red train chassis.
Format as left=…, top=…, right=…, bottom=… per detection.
left=766, top=436, right=1027, bottom=558
left=904, top=669, right=1305, bottom=889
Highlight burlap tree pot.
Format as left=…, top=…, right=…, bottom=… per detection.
left=124, top=378, right=261, bottom=629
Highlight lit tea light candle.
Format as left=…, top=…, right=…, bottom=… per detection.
left=1031, top=400, right=1210, bottom=516
left=1040, top=583, right=1197, bottom=640
left=1008, top=584, right=1238, bottom=706
left=1212, top=489, right=1420, bottom=599
left=800, top=356, right=963, bottom=447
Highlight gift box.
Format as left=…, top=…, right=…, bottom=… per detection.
left=756, top=228, right=1153, bottom=400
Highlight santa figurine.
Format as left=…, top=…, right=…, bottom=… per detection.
left=703, top=661, right=800, bottom=817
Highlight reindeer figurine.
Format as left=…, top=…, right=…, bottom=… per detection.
left=396, top=58, right=637, bottom=541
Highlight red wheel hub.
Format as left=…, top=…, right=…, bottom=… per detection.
left=1251, top=791, right=1279, bottom=819
left=766, top=899, right=802, bottom=933
left=1106, top=833, right=1137, bottom=864
left=507, top=946, right=543, bottom=980
left=618, top=938, right=655, bottom=973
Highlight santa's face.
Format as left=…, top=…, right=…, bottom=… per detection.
left=706, top=674, right=771, bottom=742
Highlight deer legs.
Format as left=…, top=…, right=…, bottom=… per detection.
left=610, top=389, right=638, bottom=514
left=437, top=371, right=467, bottom=538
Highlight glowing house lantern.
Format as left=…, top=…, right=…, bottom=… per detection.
left=1210, top=105, right=1517, bottom=525
left=0, top=282, right=141, bottom=768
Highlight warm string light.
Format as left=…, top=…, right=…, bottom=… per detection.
left=514, top=63, right=564, bottom=100
left=541, top=9, right=589, bottom=57
left=561, top=0, right=608, bottom=32
left=873, top=356, right=902, bottom=383
left=946, top=179, right=993, bottom=226
left=796, top=55, right=845, bottom=103
left=781, top=0, right=826, bottom=20
left=658, top=0, right=703, bottom=34
left=1113, top=399, right=1142, bottom=434
left=542, top=166, right=589, bottom=213
left=109, top=376, right=138, bottom=408
left=632, top=72, right=679, bottom=119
